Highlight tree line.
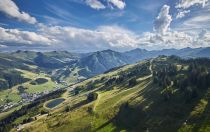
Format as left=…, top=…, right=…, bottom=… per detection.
left=153, top=59, right=210, bottom=102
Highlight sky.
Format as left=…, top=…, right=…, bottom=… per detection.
left=0, top=0, right=210, bottom=52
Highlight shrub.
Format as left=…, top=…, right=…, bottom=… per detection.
left=0, top=80, right=9, bottom=89
left=40, top=110, right=48, bottom=115
left=34, top=78, right=48, bottom=84
left=87, top=107, right=93, bottom=114
left=22, top=117, right=33, bottom=124
left=30, top=81, right=37, bottom=85
left=65, top=106, right=70, bottom=112
left=74, top=86, right=83, bottom=95
left=18, top=86, right=25, bottom=93
left=87, top=92, right=98, bottom=102
left=128, top=78, right=137, bottom=87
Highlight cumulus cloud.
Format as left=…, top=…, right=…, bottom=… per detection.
left=1, top=23, right=210, bottom=51
left=193, top=29, right=210, bottom=47
left=85, top=0, right=106, bottom=10
left=176, top=10, right=190, bottom=19
left=199, top=29, right=207, bottom=38
left=0, top=0, right=37, bottom=24
left=150, top=4, right=210, bottom=49
left=136, top=31, right=194, bottom=49
left=35, top=25, right=210, bottom=50
left=154, top=5, right=172, bottom=35
left=176, top=0, right=208, bottom=9
left=108, top=0, right=126, bottom=9
left=84, top=0, right=126, bottom=10
left=175, top=0, right=209, bottom=19
left=0, top=44, right=8, bottom=48
left=0, top=27, right=53, bottom=46
left=38, top=25, right=139, bottom=51
left=146, top=4, right=210, bottom=49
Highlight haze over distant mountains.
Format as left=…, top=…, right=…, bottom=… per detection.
left=125, top=47, right=210, bottom=62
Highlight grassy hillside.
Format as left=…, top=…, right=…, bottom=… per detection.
left=0, top=69, right=56, bottom=105
left=0, top=53, right=58, bottom=106
left=1, top=56, right=210, bottom=132
left=16, top=57, right=209, bottom=132
left=0, top=53, right=34, bottom=90
left=2, top=50, right=133, bottom=85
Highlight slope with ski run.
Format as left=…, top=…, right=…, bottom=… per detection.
left=15, top=59, right=152, bottom=132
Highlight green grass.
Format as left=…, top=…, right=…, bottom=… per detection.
left=4, top=56, right=210, bottom=132
left=25, top=79, right=55, bottom=93
left=20, top=78, right=151, bottom=132
left=15, top=70, right=56, bottom=94
left=96, top=79, right=150, bottom=112
left=178, top=88, right=210, bottom=132
left=0, top=89, right=21, bottom=105
left=0, top=105, right=22, bottom=120
left=14, top=60, right=152, bottom=132
left=0, top=69, right=56, bottom=106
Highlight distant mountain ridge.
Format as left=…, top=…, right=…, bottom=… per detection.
left=1, top=47, right=210, bottom=85
left=10, top=50, right=83, bottom=68
left=76, top=49, right=131, bottom=77
left=124, top=47, right=210, bottom=62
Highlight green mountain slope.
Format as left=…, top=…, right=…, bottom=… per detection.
left=0, top=53, right=35, bottom=90
left=2, top=47, right=210, bottom=87
left=10, top=50, right=81, bottom=68
left=77, top=49, right=132, bottom=77
left=1, top=56, right=210, bottom=132
left=0, top=53, right=57, bottom=106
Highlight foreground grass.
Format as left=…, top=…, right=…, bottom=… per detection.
left=21, top=79, right=151, bottom=132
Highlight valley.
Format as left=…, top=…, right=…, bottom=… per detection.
left=1, top=55, right=210, bottom=132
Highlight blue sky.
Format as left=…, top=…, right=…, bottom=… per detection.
left=0, top=0, right=210, bottom=52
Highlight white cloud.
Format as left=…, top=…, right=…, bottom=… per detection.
left=136, top=31, right=194, bottom=50
left=0, top=0, right=37, bottom=24
left=0, top=0, right=209, bottom=53
left=176, top=0, right=208, bottom=9
left=198, top=30, right=209, bottom=43
left=0, top=44, right=8, bottom=48
left=141, top=4, right=210, bottom=50
left=175, top=3, right=210, bottom=31
left=1, top=23, right=209, bottom=51
left=179, top=14, right=210, bottom=31
left=85, top=0, right=126, bottom=10
left=194, top=29, right=210, bottom=47
left=0, top=27, right=53, bottom=46
left=175, top=0, right=209, bottom=20
left=108, top=0, right=126, bottom=9
left=199, top=29, right=207, bottom=38
left=154, top=5, right=172, bottom=35
left=38, top=24, right=210, bottom=51
left=85, top=0, right=106, bottom=10
left=38, top=25, right=139, bottom=51
left=176, top=10, right=190, bottom=19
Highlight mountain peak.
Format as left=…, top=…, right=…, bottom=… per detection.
left=134, top=48, right=147, bottom=52
left=101, top=49, right=116, bottom=53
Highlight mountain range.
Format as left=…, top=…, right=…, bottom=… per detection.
left=1, top=47, right=210, bottom=87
